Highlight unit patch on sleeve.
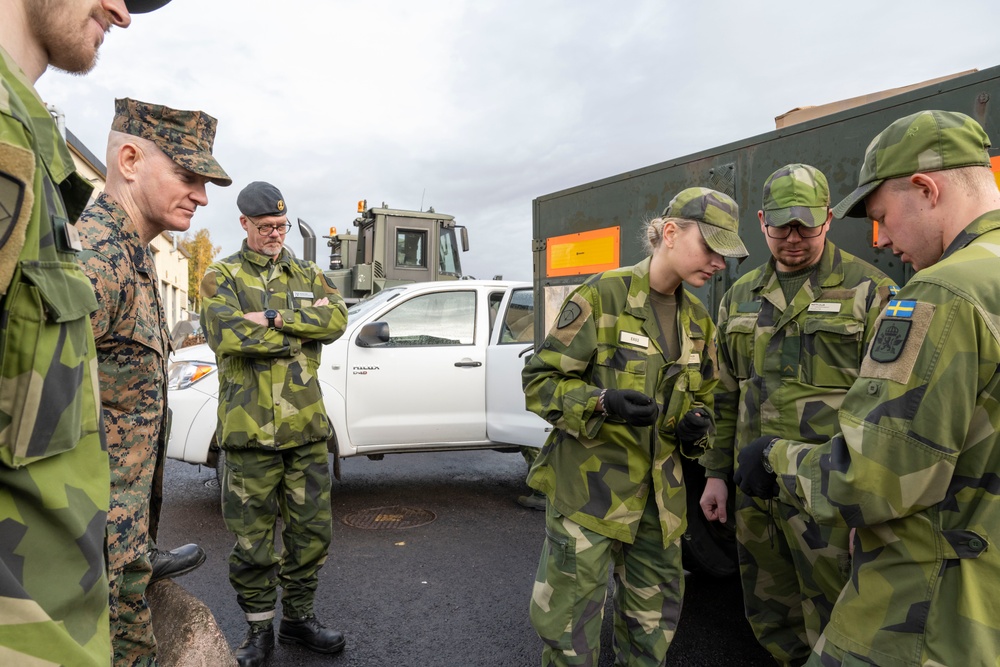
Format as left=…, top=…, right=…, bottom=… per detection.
left=557, top=301, right=582, bottom=328
left=862, top=300, right=935, bottom=383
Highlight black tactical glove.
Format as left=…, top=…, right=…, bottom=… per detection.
left=734, top=435, right=779, bottom=499
left=602, top=389, right=658, bottom=427
left=675, top=408, right=712, bottom=447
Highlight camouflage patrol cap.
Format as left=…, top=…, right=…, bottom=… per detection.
left=112, top=97, right=232, bottom=187
left=663, top=187, right=749, bottom=259
left=237, top=181, right=287, bottom=218
left=833, top=110, right=992, bottom=218
left=124, top=0, right=172, bottom=13
left=761, top=163, right=830, bottom=227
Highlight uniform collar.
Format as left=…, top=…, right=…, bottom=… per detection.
left=751, top=240, right=843, bottom=295
left=240, top=240, right=292, bottom=268
left=91, top=192, right=153, bottom=271
left=940, top=209, right=1000, bottom=260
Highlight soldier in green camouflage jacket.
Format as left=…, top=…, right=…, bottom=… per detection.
left=523, top=188, right=748, bottom=666
left=699, top=164, right=896, bottom=666
left=0, top=2, right=168, bottom=665
left=80, top=97, right=230, bottom=667
left=201, top=181, right=348, bottom=667
left=736, top=111, right=1000, bottom=667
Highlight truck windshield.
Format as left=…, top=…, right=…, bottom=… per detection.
left=439, top=228, right=462, bottom=276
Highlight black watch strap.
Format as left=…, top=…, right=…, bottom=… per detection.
left=761, top=439, right=777, bottom=474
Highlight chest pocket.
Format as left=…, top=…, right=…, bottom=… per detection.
left=723, top=315, right=756, bottom=380
left=595, top=343, right=648, bottom=393
left=103, top=289, right=167, bottom=415
left=802, top=315, right=864, bottom=388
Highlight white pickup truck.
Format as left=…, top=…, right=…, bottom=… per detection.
left=166, top=280, right=549, bottom=472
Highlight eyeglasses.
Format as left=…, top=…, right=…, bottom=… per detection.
left=764, top=223, right=825, bottom=239
left=248, top=218, right=292, bottom=236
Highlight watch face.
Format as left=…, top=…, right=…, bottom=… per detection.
left=265, top=309, right=278, bottom=319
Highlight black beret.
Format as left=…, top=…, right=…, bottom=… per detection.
left=237, top=181, right=287, bottom=217
left=125, top=0, right=173, bottom=14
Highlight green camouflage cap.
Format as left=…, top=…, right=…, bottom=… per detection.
left=663, top=187, right=748, bottom=259
left=761, top=163, right=830, bottom=227
left=833, top=109, right=991, bottom=218
left=111, top=97, right=232, bottom=187
left=124, top=0, right=172, bottom=13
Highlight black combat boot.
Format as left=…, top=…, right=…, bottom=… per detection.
left=278, top=615, right=346, bottom=654
left=149, top=543, right=206, bottom=583
left=234, top=623, right=274, bottom=667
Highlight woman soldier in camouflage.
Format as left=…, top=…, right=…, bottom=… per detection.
left=523, top=187, right=748, bottom=666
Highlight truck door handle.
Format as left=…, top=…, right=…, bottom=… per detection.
left=454, top=360, right=482, bottom=367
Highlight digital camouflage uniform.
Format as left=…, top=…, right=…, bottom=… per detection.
left=201, top=242, right=347, bottom=623
left=523, top=256, right=719, bottom=666
left=702, top=239, right=895, bottom=664
left=764, top=112, right=1000, bottom=667
left=79, top=193, right=172, bottom=667
left=0, top=46, right=109, bottom=666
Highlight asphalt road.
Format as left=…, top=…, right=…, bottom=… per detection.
left=158, top=449, right=773, bottom=667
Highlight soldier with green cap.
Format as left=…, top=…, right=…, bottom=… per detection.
left=78, top=96, right=230, bottom=667
left=201, top=181, right=349, bottom=667
left=698, top=164, right=896, bottom=665
left=735, top=110, right=1000, bottom=666
left=0, top=1, right=171, bottom=665
left=523, top=187, right=748, bottom=666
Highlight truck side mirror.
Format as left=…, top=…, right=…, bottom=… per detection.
left=356, top=321, right=390, bottom=347
left=459, top=226, right=470, bottom=252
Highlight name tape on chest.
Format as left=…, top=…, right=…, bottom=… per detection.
left=293, top=291, right=313, bottom=299
left=808, top=302, right=841, bottom=313
left=619, top=331, right=649, bottom=348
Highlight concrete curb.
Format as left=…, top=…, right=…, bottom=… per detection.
left=148, top=579, right=237, bottom=667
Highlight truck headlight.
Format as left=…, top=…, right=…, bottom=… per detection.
left=168, top=360, right=216, bottom=390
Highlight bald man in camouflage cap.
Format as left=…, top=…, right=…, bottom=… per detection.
left=523, top=187, right=746, bottom=666
left=698, top=164, right=896, bottom=666
left=77, top=97, right=229, bottom=667
left=735, top=111, right=1000, bottom=666
left=201, top=181, right=348, bottom=666
left=0, top=1, right=173, bottom=665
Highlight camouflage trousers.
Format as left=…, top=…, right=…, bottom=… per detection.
left=110, top=553, right=156, bottom=667
left=0, top=439, right=110, bottom=667
left=529, top=499, right=684, bottom=666
left=804, top=634, right=876, bottom=666
left=736, top=490, right=851, bottom=667
left=222, top=441, right=332, bottom=620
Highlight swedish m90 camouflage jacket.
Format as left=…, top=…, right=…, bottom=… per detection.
left=769, top=211, right=1000, bottom=666
left=702, top=240, right=895, bottom=476
left=201, top=242, right=347, bottom=450
left=523, top=257, right=718, bottom=546
left=0, top=46, right=109, bottom=667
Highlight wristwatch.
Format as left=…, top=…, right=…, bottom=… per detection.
left=264, top=309, right=278, bottom=329
left=761, top=439, right=777, bottom=474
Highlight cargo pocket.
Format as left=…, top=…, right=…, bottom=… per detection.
left=529, top=514, right=578, bottom=650
left=723, top=315, right=756, bottom=380
left=0, top=261, right=99, bottom=467
left=803, top=316, right=864, bottom=388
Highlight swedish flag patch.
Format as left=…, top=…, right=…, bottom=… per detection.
left=884, top=299, right=916, bottom=318
left=888, top=285, right=900, bottom=297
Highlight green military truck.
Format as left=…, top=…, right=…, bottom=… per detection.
left=529, top=65, right=1000, bottom=575
left=298, top=199, right=470, bottom=302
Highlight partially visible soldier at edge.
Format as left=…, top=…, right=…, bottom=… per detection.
left=79, top=97, right=230, bottom=667
left=201, top=181, right=349, bottom=667
left=698, top=164, right=896, bottom=666
left=0, top=0, right=169, bottom=665
left=735, top=110, right=1000, bottom=666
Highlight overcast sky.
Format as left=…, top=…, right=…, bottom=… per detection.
left=36, top=0, right=1000, bottom=282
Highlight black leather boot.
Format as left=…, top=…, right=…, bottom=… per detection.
left=234, top=624, right=274, bottom=667
left=278, top=615, right=346, bottom=654
left=149, top=543, right=206, bottom=583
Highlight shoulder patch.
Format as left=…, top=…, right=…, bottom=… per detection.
left=557, top=301, right=582, bottom=328
left=199, top=270, right=218, bottom=299
left=0, top=142, right=36, bottom=295
left=862, top=302, right=935, bottom=383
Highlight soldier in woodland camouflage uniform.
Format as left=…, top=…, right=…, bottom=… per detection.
left=523, top=188, right=748, bottom=666
left=736, top=110, right=1000, bottom=666
left=698, top=164, right=896, bottom=666
left=201, top=181, right=348, bottom=667
left=78, top=97, right=230, bottom=667
left=0, top=2, right=169, bottom=665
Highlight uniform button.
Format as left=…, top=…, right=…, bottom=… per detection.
left=970, top=538, right=985, bottom=551
left=269, top=288, right=275, bottom=293
left=867, top=382, right=879, bottom=395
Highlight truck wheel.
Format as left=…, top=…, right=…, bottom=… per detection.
left=327, top=435, right=341, bottom=481
left=681, top=457, right=738, bottom=577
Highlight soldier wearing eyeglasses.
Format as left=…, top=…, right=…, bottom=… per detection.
left=698, top=164, right=897, bottom=666
left=200, top=181, right=349, bottom=667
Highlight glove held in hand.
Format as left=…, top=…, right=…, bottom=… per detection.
left=602, top=388, right=658, bottom=427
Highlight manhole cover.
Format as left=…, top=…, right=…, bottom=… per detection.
left=342, top=506, right=436, bottom=530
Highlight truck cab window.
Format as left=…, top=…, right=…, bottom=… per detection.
left=381, top=291, right=476, bottom=346
left=439, top=228, right=461, bottom=275
left=500, top=288, right=534, bottom=343
left=396, top=229, right=427, bottom=268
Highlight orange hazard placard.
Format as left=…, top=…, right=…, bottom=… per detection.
left=546, top=226, right=621, bottom=277
left=991, top=156, right=1000, bottom=191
